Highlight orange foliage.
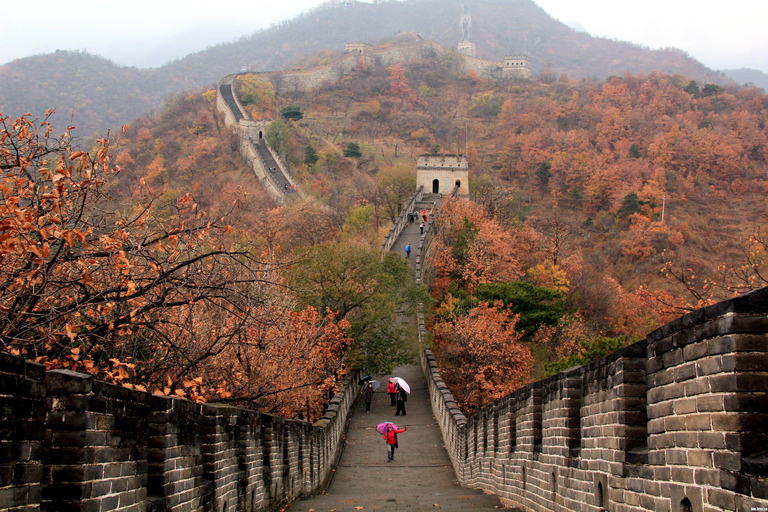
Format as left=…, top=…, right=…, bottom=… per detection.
left=431, top=301, right=532, bottom=415
left=0, top=112, right=350, bottom=420
left=430, top=198, right=529, bottom=293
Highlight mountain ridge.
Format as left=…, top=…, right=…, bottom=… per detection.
left=0, top=0, right=752, bottom=136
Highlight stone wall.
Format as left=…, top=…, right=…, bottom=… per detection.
left=421, top=287, right=768, bottom=512
left=238, top=138, right=284, bottom=205
left=0, top=354, right=361, bottom=512
left=216, top=77, right=300, bottom=205
left=216, top=75, right=242, bottom=129
left=224, top=39, right=530, bottom=99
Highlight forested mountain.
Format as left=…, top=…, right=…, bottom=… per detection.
left=0, top=0, right=741, bottom=137
left=3, top=32, right=767, bottom=416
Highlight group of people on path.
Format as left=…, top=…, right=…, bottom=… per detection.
left=361, top=377, right=409, bottom=461
left=404, top=209, right=429, bottom=259
left=407, top=209, right=428, bottom=224
left=362, top=378, right=407, bottom=415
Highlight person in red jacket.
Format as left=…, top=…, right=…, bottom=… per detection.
left=387, top=378, right=397, bottom=406
left=383, top=424, right=407, bottom=462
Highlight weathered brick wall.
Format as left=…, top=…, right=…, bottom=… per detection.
left=421, top=287, right=768, bottom=512
left=0, top=355, right=360, bottom=512
left=238, top=138, right=284, bottom=204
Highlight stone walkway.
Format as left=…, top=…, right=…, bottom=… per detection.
left=285, top=364, right=504, bottom=511
left=286, top=195, right=507, bottom=511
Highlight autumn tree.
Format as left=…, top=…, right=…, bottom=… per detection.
left=375, top=164, right=417, bottom=223
left=236, top=75, right=276, bottom=120
left=430, top=198, right=532, bottom=294
left=387, top=64, right=413, bottom=102
left=0, top=112, right=351, bottom=420
left=286, top=242, right=425, bottom=373
left=431, top=300, right=532, bottom=415
left=265, top=120, right=291, bottom=157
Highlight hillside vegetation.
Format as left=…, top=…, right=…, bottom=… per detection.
left=1, top=0, right=748, bottom=136
left=234, top=52, right=767, bottom=411
left=3, top=40, right=766, bottom=418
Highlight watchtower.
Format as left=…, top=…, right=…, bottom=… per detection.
left=458, top=0, right=476, bottom=57
left=502, top=55, right=532, bottom=79
left=416, top=155, right=469, bottom=197
left=344, top=42, right=375, bottom=67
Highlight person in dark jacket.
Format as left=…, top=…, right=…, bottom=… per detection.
left=383, top=424, right=407, bottom=462
left=363, top=382, right=374, bottom=412
left=395, top=383, right=407, bottom=416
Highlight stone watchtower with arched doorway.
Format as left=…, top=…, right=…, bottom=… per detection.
left=416, top=155, right=469, bottom=197
left=239, top=120, right=269, bottom=141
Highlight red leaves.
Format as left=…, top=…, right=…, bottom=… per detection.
left=432, top=301, right=532, bottom=415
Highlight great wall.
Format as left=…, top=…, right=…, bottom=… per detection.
left=3, top=39, right=768, bottom=512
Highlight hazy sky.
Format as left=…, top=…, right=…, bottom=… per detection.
left=2, top=0, right=766, bottom=73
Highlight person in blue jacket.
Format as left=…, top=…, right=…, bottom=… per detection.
left=405, top=244, right=411, bottom=258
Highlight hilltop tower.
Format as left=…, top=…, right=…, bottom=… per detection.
left=458, top=0, right=476, bottom=57
left=416, top=155, right=469, bottom=197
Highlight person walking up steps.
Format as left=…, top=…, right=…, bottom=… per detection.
left=362, top=382, right=374, bottom=412
left=405, top=244, right=411, bottom=258
left=395, top=383, right=407, bottom=416
left=384, top=424, right=407, bottom=462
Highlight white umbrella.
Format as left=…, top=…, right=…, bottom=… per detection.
left=392, top=377, right=410, bottom=394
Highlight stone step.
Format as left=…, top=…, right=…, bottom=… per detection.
left=286, top=491, right=508, bottom=511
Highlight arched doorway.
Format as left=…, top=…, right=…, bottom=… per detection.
left=432, top=179, right=440, bottom=194
left=258, top=131, right=264, bottom=139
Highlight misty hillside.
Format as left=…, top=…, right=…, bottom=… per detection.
left=0, top=0, right=742, bottom=136
left=721, top=68, right=768, bottom=92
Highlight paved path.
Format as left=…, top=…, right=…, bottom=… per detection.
left=391, top=198, right=440, bottom=270
left=286, top=364, right=504, bottom=511
left=287, top=195, right=506, bottom=511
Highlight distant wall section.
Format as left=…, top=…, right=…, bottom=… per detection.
left=230, top=40, right=531, bottom=96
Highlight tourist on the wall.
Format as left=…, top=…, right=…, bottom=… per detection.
left=383, top=424, right=407, bottom=462
left=405, top=244, right=411, bottom=258
left=363, top=382, right=375, bottom=413
left=387, top=378, right=397, bottom=406
left=395, top=383, right=407, bottom=416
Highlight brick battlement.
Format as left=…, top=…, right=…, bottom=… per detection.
left=0, top=356, right=361, bottom=511
left=420, top=286, right=768, bottom=512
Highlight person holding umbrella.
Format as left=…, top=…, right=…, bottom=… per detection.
left=395, top=383, right=407, bottom=416
left=362, top=382, right=375, bottom=412
left=382, top=423, right=407, bottom=462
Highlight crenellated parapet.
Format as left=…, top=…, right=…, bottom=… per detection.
left=0, top=353, right=362, bottom=512
left=421, top=286, right=768, bottom=511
